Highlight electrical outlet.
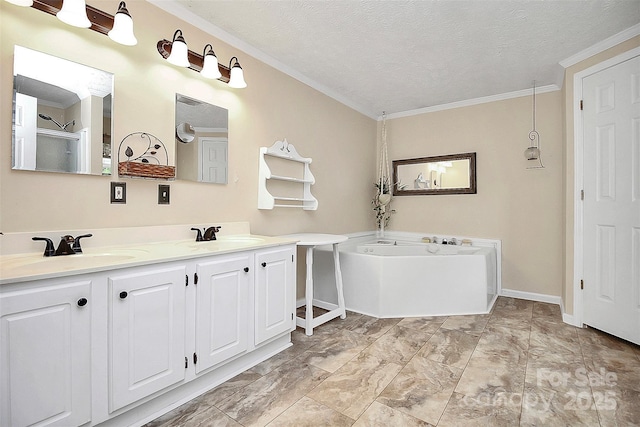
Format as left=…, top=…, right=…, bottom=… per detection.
left=158, top=184, right=170, bottom=204
left=111, top=182, right=126, bottom=204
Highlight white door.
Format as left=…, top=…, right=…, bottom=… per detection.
left=199, top=138, right=227, bottom=184
left=255, top=247, right=295, bottom=345
left=582, top=54, right=640, bottom=345
left=108, top=265, right=187, bottom=412
left=194, top=254, right=250, bottom=374
left=0, top=280, right=91, bottom=427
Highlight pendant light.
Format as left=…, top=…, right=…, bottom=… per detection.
left=56, top=0, right=91, bottom=28
left=228, top=57, right=247, bottom=88
left=108, top=1, right=137, bottom=46
left=200, top=44, right=222, bottom=79
left=525, top=81, right=544, bottom=169
left=166, top=30, right=190, bottom=67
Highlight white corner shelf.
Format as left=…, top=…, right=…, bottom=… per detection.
left=258, top=139, right=318, bottom=210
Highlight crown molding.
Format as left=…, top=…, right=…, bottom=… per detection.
left=559, top=23, right=640, bottom=69
left=381, top=85, right=560, bottom=120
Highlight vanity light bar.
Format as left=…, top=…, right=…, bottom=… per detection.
left=30, top=0, right=116, bottom=36
left=157, top=39, right=232, bottom=84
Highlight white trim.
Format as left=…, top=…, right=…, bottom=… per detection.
left=146, top=0, right=378, bottom=119
left=572, top=46, right=640, bottom=330
left=381, top=85, right=560, bottom=120
left=500, top=288, right=563, bottom=306
left=562, top=312, right=579, bottom=327
left=559, top=23, right=640, bottom=69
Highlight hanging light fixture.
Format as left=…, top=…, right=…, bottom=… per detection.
left=4, top=0, right=33, bottom=6
left=228, top=57, right=247, bottom=88
left=525, top=81, right=544, bottom=169
left=56, top=0, right=91, bottom=28
left=200, top=44, right=222, bottom=79
left=166, top=29, right=190, bottom=67
left=108, top=1, right=137, bottom=46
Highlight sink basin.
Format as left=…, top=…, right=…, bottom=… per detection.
left=2, top=253, right=136, bottom=269
left=217, top=236, right=265, bottom=243
left=177, top=236, right=265, bottom=250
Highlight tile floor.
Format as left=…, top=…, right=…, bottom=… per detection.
left=145, top=297, right=640, bottom=426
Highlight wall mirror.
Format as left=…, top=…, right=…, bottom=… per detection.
left=175, top=94, right=228, bottom=184
left=12, top=46, right=113, bottom=175
left=393, top=152, right=477, bottom=195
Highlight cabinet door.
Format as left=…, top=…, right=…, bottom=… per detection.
left=195, top=254, right=251, bottom=373
left=108, top=265, right=186, bottom=412
left=255, top=246, right=295, bottom=345
left=0, top=280, right=91, bottom=427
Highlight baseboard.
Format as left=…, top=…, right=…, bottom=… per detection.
left=562, top=312, right=580, bottom=327
left=500, top=288, right=581, bottom=327
left=500, top=288, right=563, bottom=305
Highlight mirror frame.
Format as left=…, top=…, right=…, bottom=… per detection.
left=392, top=152, right=477, bottom=196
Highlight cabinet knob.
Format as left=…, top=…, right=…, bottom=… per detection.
left=77, top=297, right=88, bottom=307
left=119, top=291, right=128, bottom=299
left=244, top=267, right=249, bottom=273
left=261, top=262, right=267, bottom=267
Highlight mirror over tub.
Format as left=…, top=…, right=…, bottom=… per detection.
left=393, top=152, right=477, bottom=195
left=12, top=46, right=114, bottom=176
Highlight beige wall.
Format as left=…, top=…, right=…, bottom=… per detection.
left=384, top=91, right=564, bottom=297
left=3, top=1, right=637, bottom=311
left=562, top=36, right=640, bottom=315
left=0, top=1, right=376, bottom=236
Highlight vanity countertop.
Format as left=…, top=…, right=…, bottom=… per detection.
left=0, top=234, right=299, bottom=285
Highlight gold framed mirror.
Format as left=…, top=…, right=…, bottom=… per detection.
left=392, top=152, right=477, bottom=196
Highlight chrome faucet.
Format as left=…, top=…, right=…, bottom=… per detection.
left=32, top=233, right=93, bottom=257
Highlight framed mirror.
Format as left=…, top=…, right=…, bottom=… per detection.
left=393, top=152, right=477, bottom=195
left=175, top=94, right=228, bottom=184
left=12, top=46, right=114, bottom=175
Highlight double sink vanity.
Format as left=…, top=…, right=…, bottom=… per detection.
left=0, top=223, right=298, bottom=427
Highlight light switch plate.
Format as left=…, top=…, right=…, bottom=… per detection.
left=158, top=184, right=170, bottom=204
left=111, top=182, right=126, bottom=204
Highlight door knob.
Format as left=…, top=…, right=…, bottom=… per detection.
left=244, top=267, right=249, bottom=272
left=261, top=262, right=267, bottom=267
left=77, top=297, right=88, bottom=307
left=119, top=291, right=128, bottom=299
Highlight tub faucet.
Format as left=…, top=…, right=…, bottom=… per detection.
left=203, top=226, right=222, bottom=241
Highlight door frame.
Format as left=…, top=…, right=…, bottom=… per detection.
left=572, top=46, right=640, bottom=327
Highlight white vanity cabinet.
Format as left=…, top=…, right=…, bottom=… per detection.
left=0, top=278, right=92, bottom=427
left=255, top=246, right=296, bottom=345
left=107, top=265, right=187, bottom=412
left=0, top=240, right=296, bottom=427
left=193, top=253, right=251, bottom=373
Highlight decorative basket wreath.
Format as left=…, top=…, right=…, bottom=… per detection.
left=117, top=132, right=175, bottom=179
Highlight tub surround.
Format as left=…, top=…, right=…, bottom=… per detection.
left=313, top=231, right=501, bottom=318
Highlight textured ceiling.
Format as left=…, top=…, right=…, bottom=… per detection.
left=155, top=0, right=639, bottom=118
